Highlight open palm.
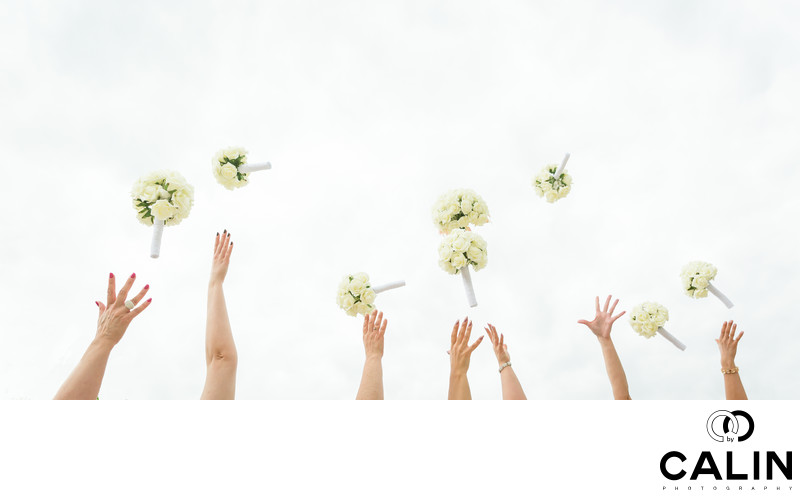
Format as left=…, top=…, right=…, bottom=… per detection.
left=578, top=295, right=626, bottom=339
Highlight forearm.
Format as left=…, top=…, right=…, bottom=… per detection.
left=499, top=367, right=526, bottom=400
left=598, top=338, right=631, bottom=400
left=206, top=282, right=237, bottom=365
left=721, top=361, right=747, bottom=400
left=54, top=339, right=114, bottom=400
left=448, top=372, right=472, bottom=400
left=356, top=356, right=384, bottom=400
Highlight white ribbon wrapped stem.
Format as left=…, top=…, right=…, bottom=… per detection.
left=460, top=265, right=478, bottom=308
left=553, top=153, right=571, bottom=178
left=239, top=162, right=272, bottom=174
left=707, top=283, right=734, bottom=309
left=372, top=281, right=406, bottom=294
left=150, top=219, right=165, bottom=259
left=657, top=326, right=686, bottom=351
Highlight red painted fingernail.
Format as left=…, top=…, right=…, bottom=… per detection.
left=95, top=301, right=100, bottom=307
left=144, top=284, right=149, bottom=289
left=147, top=298, right=152, bottom=303
left=109, top=273, right=114, bottom=279
left=130, top=273, right=136, bottom=278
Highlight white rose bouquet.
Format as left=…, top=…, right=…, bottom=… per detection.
left=438, top=229, right=488, bottom=307
left=131, top=171, right=194, bottom=258
left=629, top=301, right=685, bottom=350
left=336, top=272, right=406, bottom=317
left=680, top=261, right=733, bottom=308
left=212, top=146, right=272, bottom=190
left=533, top=153, right=572, bottom=203
left=432, top=189, right=490, bottom=233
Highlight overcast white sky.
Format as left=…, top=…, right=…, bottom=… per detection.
left=1, top=0, right=798, bottom=399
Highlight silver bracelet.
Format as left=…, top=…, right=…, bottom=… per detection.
left=498, top=361, right=512, bottom=373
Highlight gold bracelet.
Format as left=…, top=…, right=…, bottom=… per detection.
left=721, top=367, right=739, bottom=374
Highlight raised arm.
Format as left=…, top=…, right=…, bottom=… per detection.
left=54, top=273, right=151, bottom=400
left=485, top=324, right=526, bottom=400
left=356, top=309, right=387, bottom=400
left=448, top=318, right=483, bottom=400
left=578, top=295, right=630, bottom=400
left=716, top=320, right=747, bottom=400
left=201, top=230, right=238, bottom=400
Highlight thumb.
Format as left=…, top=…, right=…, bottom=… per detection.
left=577, top=320, right=589, bottom=326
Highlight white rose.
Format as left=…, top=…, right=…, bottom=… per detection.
left=172, top=192, right=192, bottom=215
left=451, top=253, right=467, bottom=268
left=466, top=245, right=483, bottom=261
left=438, top=244, right=453, bottom=261
left=220, top=163, right=238, bottom=180
left=157, top=186, right=171, bottom=200
left=643, top=322, right=658, bottom=335
left=460, top=199, right=473, bottom=214
left=338, top=293, right=355, bottom=310
left=139, top=185, right=161, bottom=202
left=361, top=288, right=376, bottom=305
left=355, top=302, right=372, bottom=315
left=151, top=199, right=177, bottom=221
left=694, top=288, right=708, bottom=298
left=545, top=191, right=558, bottom=203
left=439, top=260, right=457, bottom=274
left=694, top=276, right=709, bottom=288
left=451, top=234, right=470, bottom=253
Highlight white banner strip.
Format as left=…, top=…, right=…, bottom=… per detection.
left=554, top=152, right=570, bottom=177
left=239, top=162, right=272, bottom=173
left=460, top=265, right=477, bottom=308
left=657, top=326, right=686, bottom=351
left=707, top=282, right=734, bottom=309
left=150, top=219, right=164, bottom=259
left=372, top=281, right=406, bottom=294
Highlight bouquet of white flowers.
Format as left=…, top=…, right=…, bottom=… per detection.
left=680, top=261, right=733, bottom=308
left=432, top=189, right=490, bottom=233
left=629, top=301, right=685, bottom=350
left=438, top=229, right=488, bottom=307
left=336, top=272, right=406, bottom=317
left=212, top=146, right=272, bottom=190
left=533, top=153, right=572, bottom=203
left=131, top=171, right=194, bottom=258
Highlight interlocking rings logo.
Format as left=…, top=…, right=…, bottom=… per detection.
left=706, top=410, right=754, bottom=442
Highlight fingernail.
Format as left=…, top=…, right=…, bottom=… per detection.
left=95, top=301, right=100, bottom=307
left=227, top=232, right=230, bottom=237
left=130, top=273, right=136, bottom=278
left=147, top=298, right=152, bottom=303
left=144, top=284, right=149, bottom=289
left=109, top=273, right=114, bottom=279
left=223, top=229, right=227, bottom=233
left=216, top=232, right=219, bottom=236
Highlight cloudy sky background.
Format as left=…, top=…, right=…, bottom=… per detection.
left=1, top=0, right=798, bottom=399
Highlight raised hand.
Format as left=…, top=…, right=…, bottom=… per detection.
left=356, top=309, right=388, bottom=400
left=210, top=229, right=234, bottom=286
left=95, top=272, right=152, bottom=346
left=716, top=320, right=743, bottom=370
left=362, top=309, right=387, bottom=359
left=55, top=272, right=151, bottom=399
left=578, top=294, right=631, bottom=400
left=578, top=295, right=626, bottom=340
left=485, top=323, right=510, bottom=366
left=449, top=317, right=483, bottom=376
left=485, top=323, right=526, bottom=400
left=716, top=320, right=747, bottom=400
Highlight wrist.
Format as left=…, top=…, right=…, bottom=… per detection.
left=89, top=336, right=116, bottom=353
left=450, top=369, right=467, bottom=378
left=365, top=353, right=383, bottom=362
left=721, top=360, right=736, bottom=369
left=597, top=336, right=614, bottom=346
left=208, top=280, right=224, bottom=290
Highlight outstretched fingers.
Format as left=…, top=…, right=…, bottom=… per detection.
left=603, top=295, right=612, bottom=313
left=611, top=310, right=626, bottom=323
left=128, top=284, right=150, bottom=307
left=451, top=319, right=459, bottom=347
left=107, top=273, right=116, bottom=306
left=129, top=297, right=152, bottom=318
left=595, top=296, right=600, bottom=315
left=609, top=298, right=619, bottom=315
left=116, top=273, right=136, bottom=303
left=734, top=330, right=744, bottom=343
left=363, top=313, right=370, bottom=336
left=468, top=335, right=484, bottom=352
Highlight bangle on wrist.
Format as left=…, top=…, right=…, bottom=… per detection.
left=498, top=361, right=512, bottom=373
left=721, top=366, right=739, bottom=374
